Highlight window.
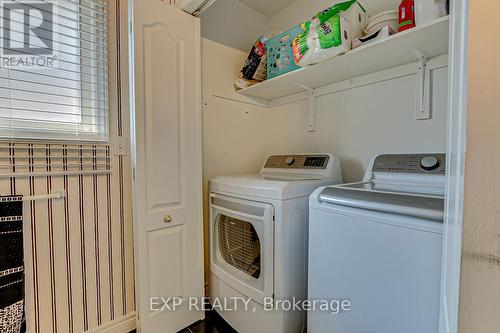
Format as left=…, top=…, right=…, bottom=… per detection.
left=0, top=0, right=109, bottom=141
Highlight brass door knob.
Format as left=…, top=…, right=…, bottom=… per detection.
left=162, top=214, right=173, bottom=223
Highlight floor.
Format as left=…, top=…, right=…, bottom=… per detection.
left=128, top=310, right=237, bottom=333
left=178, top=310, right=237, bottom=333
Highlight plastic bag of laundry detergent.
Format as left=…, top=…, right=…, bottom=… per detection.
left=235, top=34, right=273, bottom=90
left=292, top=21, right=314, bottom=66
left=293, top=0, right=369, bottom=67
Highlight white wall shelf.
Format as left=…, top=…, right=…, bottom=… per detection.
left=238, top=16, right=449, bottom=102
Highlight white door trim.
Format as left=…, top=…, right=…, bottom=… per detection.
left=439, top=1, right=470, bottom=333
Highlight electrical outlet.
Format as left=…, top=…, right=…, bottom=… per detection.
left=114, top=136, right=128, bottom=156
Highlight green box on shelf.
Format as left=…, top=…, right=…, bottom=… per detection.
left=266, top=25, right=305, bottom=79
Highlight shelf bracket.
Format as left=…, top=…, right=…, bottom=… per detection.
left=295, top=83, right=317, bottom=132
left=409, top=44, right=431, bottom=120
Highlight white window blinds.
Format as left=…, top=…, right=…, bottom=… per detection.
left=0, top=0, right=109, bottom=141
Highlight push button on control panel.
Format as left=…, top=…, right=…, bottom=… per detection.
left=420, top=155, right=440, bottom=171
left=285, top=157, right=295, bottom=165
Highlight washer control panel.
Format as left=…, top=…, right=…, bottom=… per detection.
left=264, top=154, right=330, bottom=169
left=373, top=153, right=446, bottom=174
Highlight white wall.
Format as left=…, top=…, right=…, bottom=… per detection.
left=202, top=38, right=448, bottom=183
left=201, top=38, right=268, bottom=187
left=201, top=0, right=269, bottom=52
left=264, top=67, right=449, bottom=182
left=201, top=39, right=269, bottom=282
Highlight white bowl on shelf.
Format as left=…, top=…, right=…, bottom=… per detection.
left=364, top=10, right=399, bottom=36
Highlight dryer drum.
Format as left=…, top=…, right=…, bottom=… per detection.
left=217, top=215, right=261, bottom=279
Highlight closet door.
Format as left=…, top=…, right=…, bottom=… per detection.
left=131, top=1, right=204, bottom=332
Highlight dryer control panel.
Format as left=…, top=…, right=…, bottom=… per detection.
left=264, top=154, right=329, bottom=169
left=373, top=154, right=446, bottom=174
left=261, top=153, right=342, bottom=181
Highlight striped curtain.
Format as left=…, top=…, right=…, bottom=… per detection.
left=0, top=195, right=25, bottom=333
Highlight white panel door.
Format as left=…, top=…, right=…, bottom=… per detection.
left=130, top=1, right=204, bottom=332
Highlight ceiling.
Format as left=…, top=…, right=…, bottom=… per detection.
left=238, top=0, right=299, bottom=17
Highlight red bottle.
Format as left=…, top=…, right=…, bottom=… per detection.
left=398, top=0, right=415, bottom=32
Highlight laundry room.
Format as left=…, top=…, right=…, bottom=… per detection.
left=201, top=0, right=448, bottom=184
left=0, top=0, right=497, bottom=332
left=199, top=0, right=450, bottom=332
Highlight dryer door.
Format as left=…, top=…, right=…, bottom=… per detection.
left=210, top=194, right=274, bottom=304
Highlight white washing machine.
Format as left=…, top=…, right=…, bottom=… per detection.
left=209, top=154, right=343, bottom=333
left=308, top=153, right=446, bottom=333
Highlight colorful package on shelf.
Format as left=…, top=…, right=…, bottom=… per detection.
left=398, top=0, right=415, bottom=32
left=235, top=34, right=273, bottom=90
left=292, top=0, right=369, bottom=67
left=266, top=25, right=306, bottom=79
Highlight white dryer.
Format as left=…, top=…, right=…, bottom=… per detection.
left=308, top=153, right=446, bottom=333
left=209, top=154, right=343, bottom=333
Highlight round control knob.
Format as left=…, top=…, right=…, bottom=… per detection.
left=285, top=157, right=295, bottom=166
left=420, top=156, right=439, bottom=171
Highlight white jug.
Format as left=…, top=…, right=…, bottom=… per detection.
left=415, top=0, right=446, bottom=26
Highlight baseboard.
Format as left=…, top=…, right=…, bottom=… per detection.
left=86, top=312, right=136, bottom=333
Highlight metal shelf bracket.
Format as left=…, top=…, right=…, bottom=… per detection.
left=409, top=44, right=431, bottom=120
left=295, top=83, right=317, bottom=132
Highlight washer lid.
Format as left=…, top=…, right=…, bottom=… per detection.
left=317, top=184, right=444, bottom=220
left=210, top=174, right=339, bottom=200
